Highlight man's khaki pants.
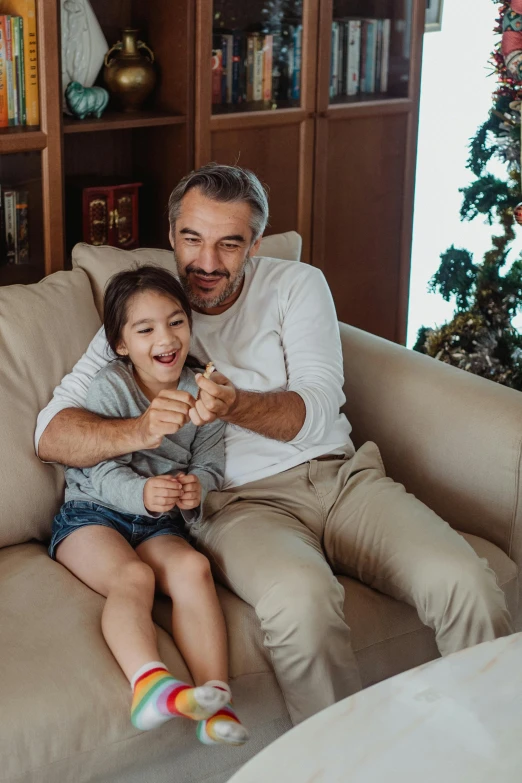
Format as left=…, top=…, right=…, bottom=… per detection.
left=196, top=442, right=513, bottom=725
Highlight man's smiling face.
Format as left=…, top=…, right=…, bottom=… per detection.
left=170, top=188, right=262, bottom=315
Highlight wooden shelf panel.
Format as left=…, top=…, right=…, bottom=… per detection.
left=326, top=98, right=413, bottom=120
left=212, top=100, right=301, bottom=117
left=63, top=111, right=187, bottom=134
left=211, top=107, right=308, bottom=131
left=0, top=129, right=46, bottom=154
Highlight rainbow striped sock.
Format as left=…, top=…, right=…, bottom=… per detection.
left=130, top=662, right=230, bottom=731
left=196, top=703, right=250, bottom=746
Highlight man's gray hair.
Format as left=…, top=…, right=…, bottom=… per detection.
left=168, top=163, right=269, bottom=242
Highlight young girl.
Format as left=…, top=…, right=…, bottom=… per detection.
left=49, top=265, right=248, bottom=747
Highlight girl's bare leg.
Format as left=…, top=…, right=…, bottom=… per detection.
left=58, top=525, right=229, bottom=729
left=137, top=535, right=228, bottom=686
left=138, top=534, right=249, bottom=744
left=56, top=525, right=158, bottom=679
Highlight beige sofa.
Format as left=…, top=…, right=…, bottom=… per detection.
left=0, top=233, right=520, bottom=783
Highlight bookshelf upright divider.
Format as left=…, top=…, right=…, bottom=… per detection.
left=38, top=0, right=64, bottom=275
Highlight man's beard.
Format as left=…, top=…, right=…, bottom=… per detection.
left=174, top=252, right=248, bottom=310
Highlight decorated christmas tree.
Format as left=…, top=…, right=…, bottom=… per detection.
left=414, top=0, right=522, bottom=390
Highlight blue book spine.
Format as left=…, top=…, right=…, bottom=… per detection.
left=364, top=20, right=377, bottom=93
left=231, top=33, right=242, bottom=103
left=221, top=34, right=228, bottom=104
left=291, top=24, right=302, bottom=100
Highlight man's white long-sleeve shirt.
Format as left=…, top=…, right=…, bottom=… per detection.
left=35, top=256, right=355, bottom=489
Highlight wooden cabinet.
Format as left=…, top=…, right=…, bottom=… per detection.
left=195, top=0, right=425, bottom=343
left=195, top=0, right=318, bottom=263
left=0, top=0, right=194, bottom=287
left=312, top=0, right=424, bottom=342
left=0, top=0, right=425, bottom=345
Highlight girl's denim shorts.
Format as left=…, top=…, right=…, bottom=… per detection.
left=49, top=500, right=189, bottom=559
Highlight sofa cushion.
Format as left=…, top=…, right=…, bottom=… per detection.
left=72, top=231, right=303, bottom=318
left=0, top=532, right=515, bottom=781
left=0, top=270, right=101, bottom=548
left=0, top=543, right=288, bottom=783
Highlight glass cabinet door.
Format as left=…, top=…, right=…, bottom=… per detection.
left=212, top=0, right=304, bottom=114
left=329, top=0, right=412, bottom=104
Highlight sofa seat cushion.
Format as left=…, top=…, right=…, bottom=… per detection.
left=71, top=231, right=302, bottom=319
left=0, top=270, right=101, bottom=549
left=0, top=533, right=514, bottom=781
left=0, top=543, right=288, bottom=783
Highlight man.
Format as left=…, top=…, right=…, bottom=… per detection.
left=36, top=164, right=513, bottom=726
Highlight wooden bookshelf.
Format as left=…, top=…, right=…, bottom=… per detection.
left=196, top=0, right=425, bottom=343
left=0, top=0, right=425, bottom=345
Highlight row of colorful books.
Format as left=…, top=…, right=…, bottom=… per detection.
left=0, top=1, right=39, bottom=127
left=0, top=187, right=29, bottom=265
left=212, top=26, right=302, bottom=107
left=330, top=18, right=391, bottom=99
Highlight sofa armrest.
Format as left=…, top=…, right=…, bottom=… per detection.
left=339, top=323, right=522, bottom=568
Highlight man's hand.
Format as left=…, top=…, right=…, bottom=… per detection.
left=136, top=389, right=196, bottom=449
left=143, top=474, right=183, bottom=514
left=175, top=473, right=202, bottom=510
left=189, top=371, right=237, bottom=426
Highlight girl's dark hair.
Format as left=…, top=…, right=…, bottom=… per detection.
left=104, top=265, right=202, bottom=369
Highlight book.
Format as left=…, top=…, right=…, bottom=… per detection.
left=1, top=0, right=39, bottom=126
left=0, top=17, right=8, bottom=127
left=211, top=45, right=223, bottom=104
left=231, top=32, right=243, bottom=104
left=246, top=34, right=255, bottom=101
left=263, top=33, right=273, bottom=102
left=330, top=21, right=339, bottom=98
left=17, top=14, right=24, bottom=121
left=9, top=16, right=18, bottom=123
left=4, top=16, right=14, bottom=125
left=15, top=189, right=29, bottom=264
left=220, top=33, right=228, bottom=104
left=253, top=34, right=264, bottom=101
left=380, top=19, right=391, bottom=94
left=337, top=22, right=345, bottom=96
left=375, top=19, right=382, bottom=93
left=4, top=189, right=16, bottom=263
left=221, top=33, right=233, bottom=103
left=346, top=19, right=361, bottom=97
left=13, top=16, right=24, bottom=124
left=291, top=25, right=302, bottom=100
left=361, top=19, right=377, bottom=94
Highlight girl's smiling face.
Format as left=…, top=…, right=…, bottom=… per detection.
left=116, top=290, right=191, bottom=397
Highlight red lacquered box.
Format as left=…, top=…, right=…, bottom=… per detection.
left=82, top=182, right=142, bottom=249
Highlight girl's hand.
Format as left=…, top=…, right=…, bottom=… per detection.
left=174, top=473, right=201, bottom=510
left=144, top=475, right=182, bottom=514
left=137, top=389, right=196, bottom=449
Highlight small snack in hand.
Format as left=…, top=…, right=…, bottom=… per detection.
left=203, top=361, right=215, bottom=379
left=196, top=361, right=215, bottom=400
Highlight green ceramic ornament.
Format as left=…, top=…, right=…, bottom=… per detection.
left=65, top=81, right=109, bottom=120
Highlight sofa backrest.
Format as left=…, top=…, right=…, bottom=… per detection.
left=72, top=231, right=302, bottom=317
left=0, top=231, right=301, bottom=547
left=0, top=270, right=101, bottom=547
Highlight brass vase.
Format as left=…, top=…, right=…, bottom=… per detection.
left=103, top=29, right=156, bottom=112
